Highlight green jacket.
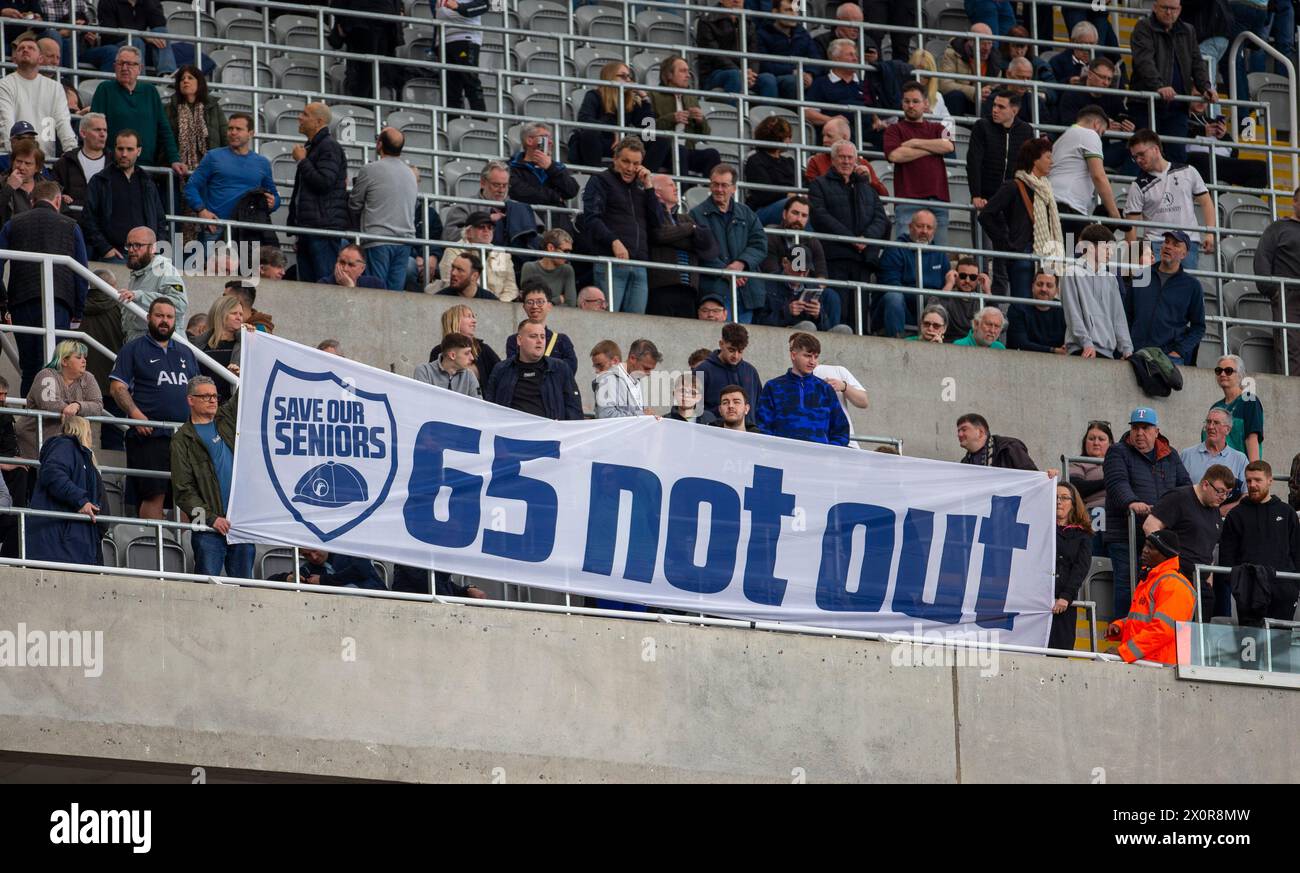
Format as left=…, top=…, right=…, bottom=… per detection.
left=171, top=394, right=237, bottom=523
left=649, top=91, right=711, bottom=142
left=164, top=98, right=229, bottom=161
left=91, top=80, right=180, bottom=167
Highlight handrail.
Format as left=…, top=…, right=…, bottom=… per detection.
left=1192, top=562, right=1300, bottom=671
left=1226, top=30, right=1300, bottom=186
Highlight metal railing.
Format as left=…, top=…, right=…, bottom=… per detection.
left=1191, top=562, right=1300, bottom=673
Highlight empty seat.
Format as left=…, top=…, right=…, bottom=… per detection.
left=1238, top=336, right=1276, bottom=374
left=274, top=15, right=320, bottom=49
left=403, top=77, right=440, bottom=105
left=163, top=1, right=216, bottom=38
left=330, top=105, right=377, bottom=148
left=216, top=7, right=266, bottom=42
left=630, top=50, right=670, bottom=86
left=401, top=23, right=434, bottom=59
left=217, top=90, right=254, bottom=115
left=259, top=141, right=299, bottom=184
left=1235, top=294, right=1274, bottom=324
left=263, top=96, right=307, bottom=138
left=123, top=535, right=187, bottom=573
left=270, top=56, right=320, bottom=93
left=1198, top=334, right=1226, bottom=367
left=259, top=546, right=297, bottom=581
left=1218, top=236, right=1257, bottom=275
left=575, top=5, right=624, bottom=41
left=701, top=101, right=739, bottom=143
left=573, top=45, right=623, bottom=81
left=388, top=109, right=434, bottom=152
left=100, top=538, right=119, bottom=568
left=443, top=159, right=486, bottom=200
left=924, top=0, right=969, bottom=32
left=520, top=0, right=571, bottom=33
left=635, top=10, right=686, bottom=45
left=209, top=49, right=274, bottom=87
left=510, top=82, right=565, bottom=122
left=514, top=39, right=575, bottom=79
left=1217, top=191, right=1273, bottom=235
left=448, top=118, right=502, bottom=157
left=405, top=0, right=432, bottom=16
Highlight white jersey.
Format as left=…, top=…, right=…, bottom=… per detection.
left=1124, top=162, right=1209, bottom=244
left=813, top=364, right=864, bottom=445
left=1048, top=124, right=1105, bottom=214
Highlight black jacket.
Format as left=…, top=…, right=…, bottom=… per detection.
left=1129, top=12, right=1212, bottom=95
left=1102, top=432, right=1191, bottom=543
left=1219, top=496, right=1300, bottom=573
left=695, top=11, right=759, bottom=81
left=484, top=354, right=584, bottom=421
left=807, top=171, right=889, bottom=265
left=978, top=176, right=1040, bottom=253
left=579, top=167, right=665, bottom=261
left=289, top=127, right=349, bottom=231
left=0, top=202, right=89, bottom=317
left=1056, top=525, right=1092, bottom=601
left=81, top=165, right=166, bottom=258
left=743, top=150, right=797, bottom=211
left=966, top=118, right=1035, bottom=200
left=51, top=148, right=100, bottom=206
left=508, top=151, right=579, bottom=208
left=960, top=435, right=1038, bottom=471
left=648, top=206, right=717, bottom=290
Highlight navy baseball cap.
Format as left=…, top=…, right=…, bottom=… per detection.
left=1130, top=407, right=1158, bottom=426
left=292, top=461, right=370, bottom=508
left=1162, top=230, right=1192, bottom=248
left=9, top=120, right=36, bottom=138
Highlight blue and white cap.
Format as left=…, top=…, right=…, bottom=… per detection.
left=292, top=461, right=370, bottom=508
left=1129, top=407, right=1159, bottom=426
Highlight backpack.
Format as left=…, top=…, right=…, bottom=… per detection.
left=1129, top=347, right=1184, bottom=397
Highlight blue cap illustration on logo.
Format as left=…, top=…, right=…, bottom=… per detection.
left=292, top=461, right=370, bottom=508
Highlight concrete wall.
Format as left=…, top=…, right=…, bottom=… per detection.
left=1, top=568, right=1295, bottom=783
left=182, top=273, right=1300, bottom=468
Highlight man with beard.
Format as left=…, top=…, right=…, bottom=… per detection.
left=762, top=196, right=827, bottom=280
left=109, top=297, right=198, bottom=520
left=115, top=226, right=187, bottom=342
left=81, top=129, right=166, bottom=261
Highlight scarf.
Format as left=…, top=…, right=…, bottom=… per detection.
left=965, top=436, right=995, bottom=467
left=176, top=102, right=208, bottom=171
left=1014, top=170, right=1065, bottom=274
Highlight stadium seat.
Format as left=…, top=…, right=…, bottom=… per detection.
left=216, top=7, right=267, bottom=42
left=511, top=83, right=566, bottom=123
left=258, top=546, right=296, bottom=581
left=274, top=15, right=320, bottom=50
left=163, top=1, right=216, bottom=38
left=443, top=159, right=486, bottom=200
left=747, top=104, right=800, bottom=139
left=271, top=55, right=320, bottom=93
left=1235, top=293, right=1274, bottom=325
left=100, top=538, right=119, bottom=569
left=1217, top=191, right=1273, bottom=235
left=259, top=141, right=300, bottom=185
left=575, top=5, right=625, bottom=41
left=400, top=24, right=434, bottom=60
left=209, top=49, right=274, bottom=87
left=700, top=101, right=740, bottom=143
left=574, top=45, right=624, bottom=81
left=924, top=0, right=969, bottom=33
left=403, top=78, right=441, bottom=105
left=330, top=104, right=377, bottom=148
left=1218, top=236, right=1257, bottom=276
left=635, top=10, right=686, bottom=45
left=1247, top=72, right=1292, bottom=132
left=1237, top=336, right=1276, bottom=374
left=389, top=110, right=434, bottom=152
left=1199, top=333, right=1227, bottom=367
left=631, top=50, right=670, bottom=86
left=448, top=118, right=504, bottom=158
left=520, top=0, right=572, bottom=33
left=77, top=79, right=99, bottom=109
left=1218, top=279, right=1253, bottom=317
left=263, top=96, right=306, bottom=138
left=515, top=39, right=576, bottom=79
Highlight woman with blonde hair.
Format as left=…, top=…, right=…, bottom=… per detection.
left=569, top=62, right=667, bottom=169
left=27, top=415, right=106, bottom=566
left=907, top=50, right=952, bottom=122
left=19, top=340, right=104, bottom=460
left=193, top=294, right=245, bottom=401
left=1053, top=481, right=1093, bottom=651
left=427, top=304, right=501, bottom=386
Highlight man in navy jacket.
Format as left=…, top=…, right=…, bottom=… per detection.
left=1124, top=230, right=1205, bottom=364
left=485, top=320, right=583, bottom=420
left=693, top=323, right=762, bottom=425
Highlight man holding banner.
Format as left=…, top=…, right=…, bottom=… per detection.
left=484, top=320, right=583, bottom=421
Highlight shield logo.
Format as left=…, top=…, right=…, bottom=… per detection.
left=260, top=361, right=399, bottom=541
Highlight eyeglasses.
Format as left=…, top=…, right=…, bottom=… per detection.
left=1206, top=483, right=1230, bottom=497
left=191, top=393, right=219, bottom=401
left=1204, top=418, right=1228, bottom=427
left=522, top=299, right=548, bottom=308
left=921, top=319, right=945, bottom=329
left=124, top=242, right=151, bottom=250
left=614, top=72, right=633, bottom=80
left=1214, top=366, right=1236, bottom=376
left=1055, top=495, right=1073, bottom=503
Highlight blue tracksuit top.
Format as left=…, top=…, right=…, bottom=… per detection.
left=756, top=369, right=851, bottom=445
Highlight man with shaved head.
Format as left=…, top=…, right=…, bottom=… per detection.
left=348, top=126, right=416, bottom=290
left=116, top=226, right=187, bottom=342
left=289, top=101, right=348, bottom=283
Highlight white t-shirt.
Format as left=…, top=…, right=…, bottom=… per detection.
left=1048, top=124, right=1105, bottom=214
left=1124, top=162, right=1209, bottom=243
left=77, top=150, right=105, bottom=184
left=813, top=364, right=864, bottom=444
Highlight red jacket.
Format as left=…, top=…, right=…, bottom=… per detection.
left=1114, top=554, right=1196, bottom=664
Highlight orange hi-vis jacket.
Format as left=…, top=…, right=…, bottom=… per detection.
left=1114, top=555, right=1197, bottom=664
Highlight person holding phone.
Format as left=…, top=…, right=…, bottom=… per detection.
left=508, top=122, right=578, bottom=213
left=759, top=244, right=850, bottom=333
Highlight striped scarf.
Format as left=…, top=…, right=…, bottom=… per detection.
left=1014, top=170, right=1066, bottom=275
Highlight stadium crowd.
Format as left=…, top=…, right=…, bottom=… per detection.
left=0, top=0, right=1298, bottom=656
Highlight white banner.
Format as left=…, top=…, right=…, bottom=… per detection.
left=228, top=333, right=1056, bottom=644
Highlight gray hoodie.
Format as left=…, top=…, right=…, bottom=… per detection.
left=592, top=365, right=643, bottom=418
left=413, top=360, right=481, bottom=397
left=1060, top=262, right=1134, bottom=358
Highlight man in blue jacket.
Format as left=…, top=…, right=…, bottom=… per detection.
left=876, top=209, right=949, bottom=338
left=484, top=320, right=584, bottom=421
left=756, top=331, right=850, bottom=445
left=691, top=163, right=768, bottom=324
left=183, top=112, right=279, bottom=246
left=1103, top=406, right=1192, bottom=615
left=1124, top=230, right=1205, bottom=364
left=755, top=0, right=823, bottom=99
left=693, top=323, right=762, bottom=426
